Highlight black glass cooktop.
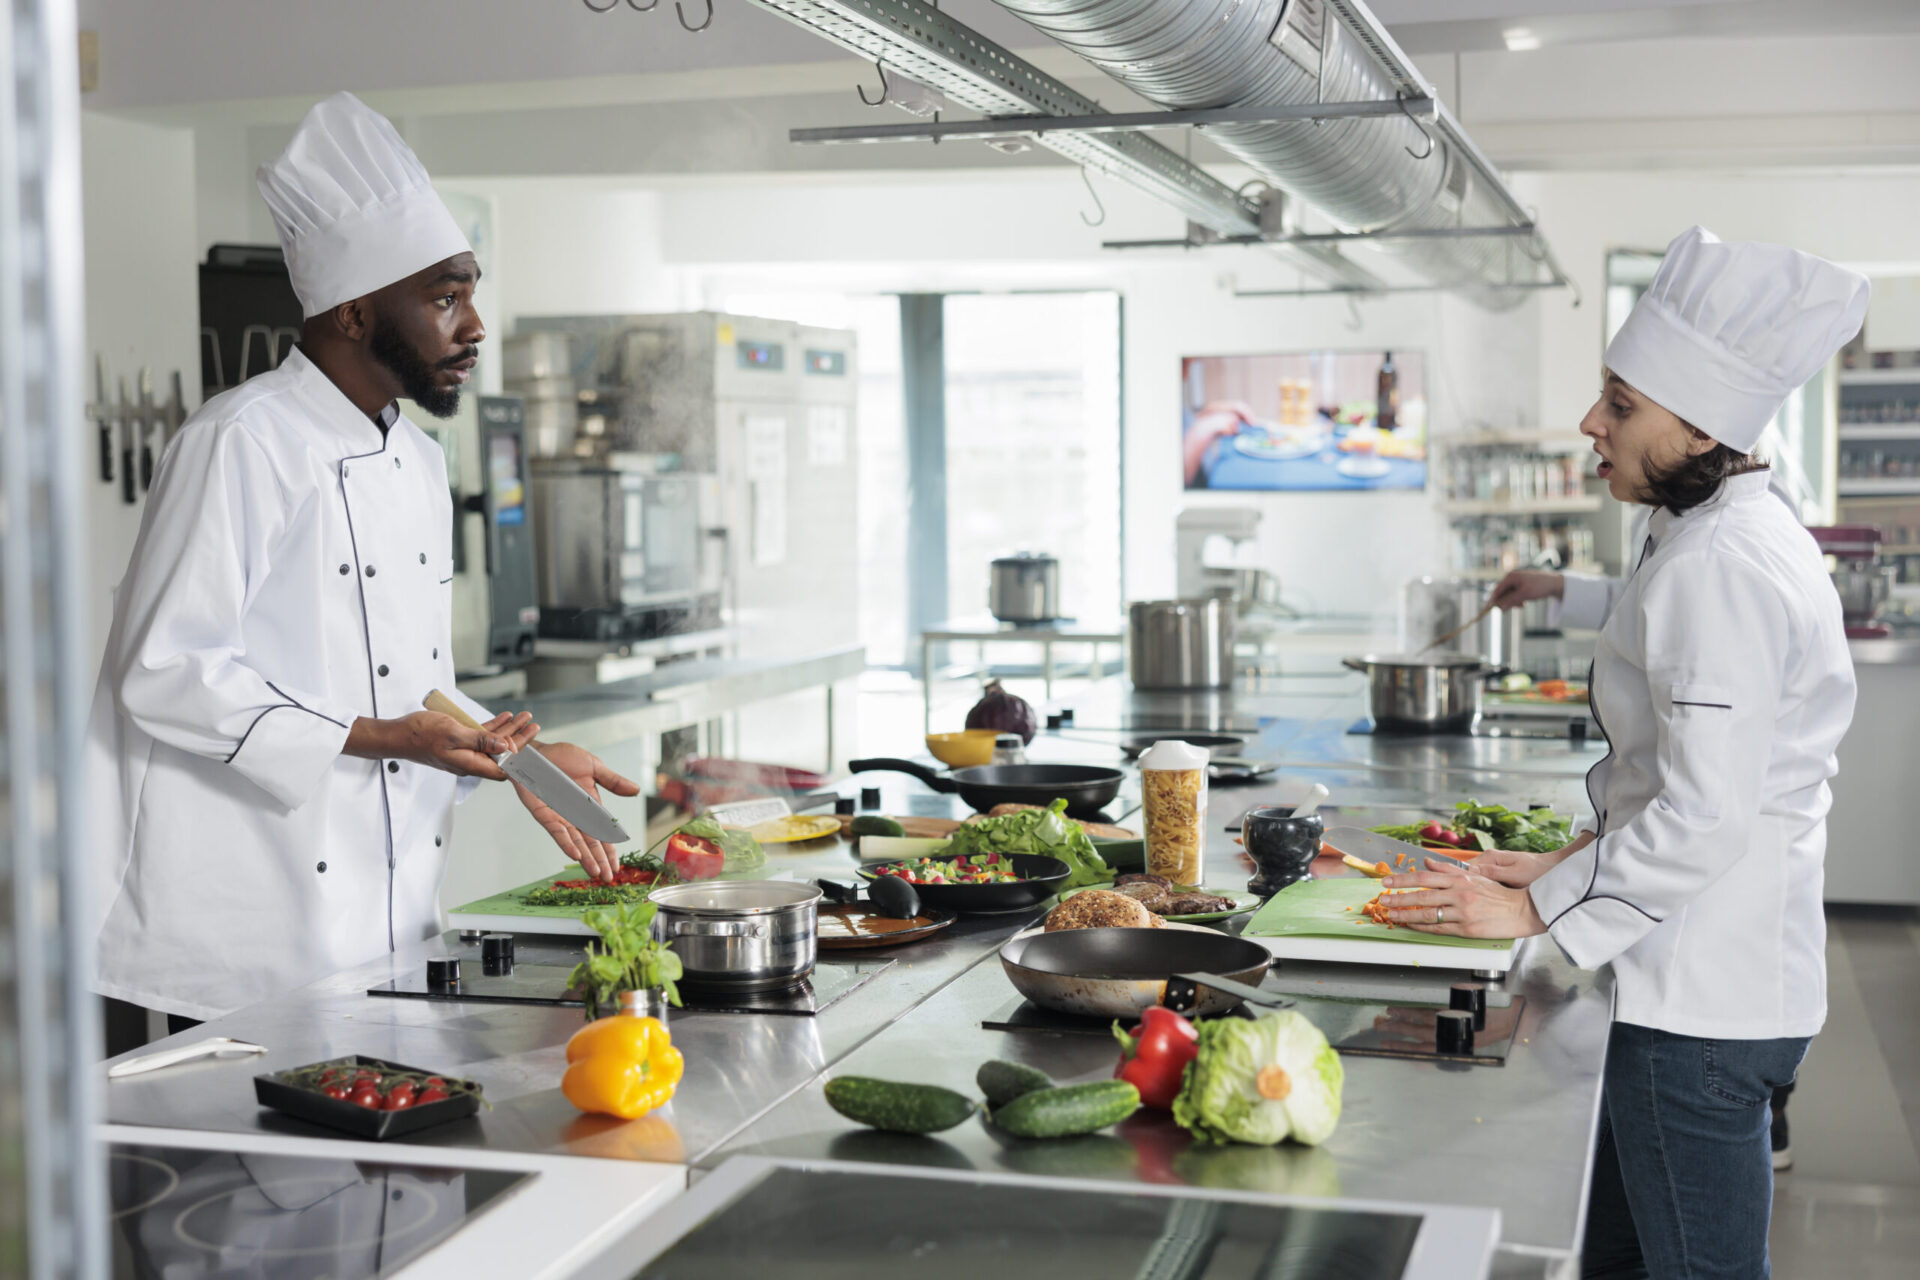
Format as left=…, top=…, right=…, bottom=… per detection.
left=109, top=1143, right=526, bottom=1279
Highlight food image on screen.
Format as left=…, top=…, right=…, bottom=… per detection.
left=1182, top=350, right=1427, bottom=492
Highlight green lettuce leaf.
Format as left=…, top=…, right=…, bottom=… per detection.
left=943, top=798, right=1110, bottom=888
left=1172, top=1012, right=1344, bottom=1147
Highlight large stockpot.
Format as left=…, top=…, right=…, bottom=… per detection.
left=649, top=881, right=821, bottom=992
left=1128, top=597, right=1234, bottom=690
left=988, top=553, right=1061, bottom=622
left=1343, top=652, right=1502, bottom=734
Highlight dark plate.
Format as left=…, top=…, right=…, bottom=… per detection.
left=817, top=906, right=957, bottom=950
left=857, top=853, right=1071, bottom=913
left=254, top=1055, right=481, bottom=1140
left=1120, top=733, right=1245, bottom=760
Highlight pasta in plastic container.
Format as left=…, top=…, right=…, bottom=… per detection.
left=1138, top=739, right=1208, bottom=886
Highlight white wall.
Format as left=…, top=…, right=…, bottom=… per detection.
left=79, top=112, right=204, bottom=670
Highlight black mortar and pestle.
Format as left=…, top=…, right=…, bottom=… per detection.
left=1244, top=784, right=1329, bottom=898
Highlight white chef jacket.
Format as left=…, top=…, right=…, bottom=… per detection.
left=1529, top=470, right=1855, bottom=1039
left=89, top=348, right=482, bottom=1020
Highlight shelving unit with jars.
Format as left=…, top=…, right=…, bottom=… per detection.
left=1836, top=361, right=1920, bottom=613
left=1434, top=431, right=1604, bottom=582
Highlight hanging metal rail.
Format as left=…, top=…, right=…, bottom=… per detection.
left=789, top=95, right=1436, bottom=145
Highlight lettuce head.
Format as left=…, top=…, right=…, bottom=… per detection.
left=1172, top=1012, right=1344, bottom=1146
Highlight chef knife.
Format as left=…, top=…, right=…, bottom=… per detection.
left=1323, top=825, right=1476, bottom=874
left=136, top=366, right=156, bottom=491
left=423, top=689, right=631, bottom=844
left=92, top=355, right=114, bottom=483
left=116, top=375, right=136, bottom=504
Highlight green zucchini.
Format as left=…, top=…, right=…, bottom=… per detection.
left=824, top=1076, right=976, bottom=1134
left=849, top=815, right=907, bottom=839
left=976, top=1059, right=1054, bottom=1109
left=992, top=1081, right=1140, bottom=1139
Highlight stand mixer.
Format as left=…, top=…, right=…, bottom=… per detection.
left=1808, top=525, right=1894, bottom=639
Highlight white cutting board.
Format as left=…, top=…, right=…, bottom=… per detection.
left=1252, top=933, right=1522, bottom=974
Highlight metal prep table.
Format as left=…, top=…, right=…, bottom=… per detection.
left=920, top=616, right=1126, bottom=731
left=105, top=657, right=1612, bottom=1280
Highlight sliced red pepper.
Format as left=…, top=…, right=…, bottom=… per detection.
left=664, top=832, right=726, bottom=881
left=1113, top=1006, right=1200, bottom=1110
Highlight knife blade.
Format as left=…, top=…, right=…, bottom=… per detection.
left=423, top=689, right=631, bottom=844
left=1323, top=825, right=1476, bottom=874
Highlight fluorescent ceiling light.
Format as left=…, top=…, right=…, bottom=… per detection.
left=1503, top=28, right=1541, bottom=51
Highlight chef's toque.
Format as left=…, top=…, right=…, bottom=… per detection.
left=256, top=92, right=470, bottom=319
left=1604, top=226, right=1868, bottom=453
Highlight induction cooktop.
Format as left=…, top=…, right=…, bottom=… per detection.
left=109, top=1141, right=528, bottom=1279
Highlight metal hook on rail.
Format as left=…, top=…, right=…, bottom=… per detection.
left=675, top=0, right=712, bottom=32
left=1398, top=94, right=1435, bottom=161
left=1078, top=167, right=1107, bottom=227
left=858, top=59, right=889, bottom=107
left=582, top=0, right=620, bottom=11
left=1345, top=294, right=1364, bottom=332
left=627, top=0, right=660, bottom=10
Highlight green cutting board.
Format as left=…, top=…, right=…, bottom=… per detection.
left=446, top=871, right=641, bottom=925
left=1243, top=877, right=1512, bottom=951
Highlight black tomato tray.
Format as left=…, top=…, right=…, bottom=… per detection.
left=254, top=1054, right=482, bottom=1140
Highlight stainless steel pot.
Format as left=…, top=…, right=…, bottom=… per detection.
left=1343, top=652, right=1502, bottom=734
left=988, top=553, right=1061, bottom=622
left=649, top=880, right=821, bottom=992
left=1129, top=597, right=1234, bottom=690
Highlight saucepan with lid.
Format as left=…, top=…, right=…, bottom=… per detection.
left=650, top=880, right=821, bottom=992
left=1342, top=652, right=1507, bottom=734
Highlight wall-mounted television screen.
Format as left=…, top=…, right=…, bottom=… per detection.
left=1182, top=350, right=1427, bottom=491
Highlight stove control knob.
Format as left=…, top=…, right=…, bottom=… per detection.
left=1436, top=1009, right=1475, bottom=1055
left=1449, top=982, right=1488, bottom=1031
left=427, top=955, right=462, bottom=988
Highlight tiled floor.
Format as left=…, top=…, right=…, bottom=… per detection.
left=1771, top=907, right=1920, bottom=1279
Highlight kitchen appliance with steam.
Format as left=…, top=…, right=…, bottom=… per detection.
left=412, top=394, right=540, bottom=679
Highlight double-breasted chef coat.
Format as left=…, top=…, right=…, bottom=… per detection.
left=90, top=348, right=487, bottom=1020
left=1530, top=469, right=1855, bottom=1040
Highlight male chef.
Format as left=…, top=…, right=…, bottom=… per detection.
left=93, top=92, right=634, bottom=1046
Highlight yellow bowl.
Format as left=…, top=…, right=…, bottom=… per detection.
left=926, top=730, right=1000, bottom=769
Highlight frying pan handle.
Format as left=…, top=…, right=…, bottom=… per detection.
left=846, top=758, right=955, bottom=793
left=1340, top=658, right=1369, bottom=673
left=1164, top=972, right=1295, bottom=1016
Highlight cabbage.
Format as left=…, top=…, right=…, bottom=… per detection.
left=1171, top=1012, right=1344, bottom=1146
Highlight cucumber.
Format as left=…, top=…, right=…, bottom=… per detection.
left=992, top=1081, right=1140, bottom=1139
left=849, top=815, right=907, bottom=839
left=824, top=1076, right=976, bottom=1134
left=976, top=1059, right=1054, bottom=1109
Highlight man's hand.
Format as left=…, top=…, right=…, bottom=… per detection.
left=513, top=741, right=641, bottom=884
left=1487, top=569, right=1566, bottom=612
left=1376, top=867, right=1548, bottom=939
left=344, top=710, right=537, bottom=779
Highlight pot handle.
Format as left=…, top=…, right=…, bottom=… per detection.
left=672, top=919, right=771, bottom=939
left=1478, top=665, right=1514, bottom=681
left=1163, top=972, right=1294, bottom=1015
left=847, top=758, right=956, bottom=793
left=1340, top=658, right=1370, bottom=673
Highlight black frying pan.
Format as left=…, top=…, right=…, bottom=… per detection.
left=1000, top=927, right=1274, bottom=1020
left=848, top=758, right=1124, bottom=819
left=857, top=853, right=1071, bottom=914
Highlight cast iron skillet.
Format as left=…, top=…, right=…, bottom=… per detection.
left=857, top=853, right=1071, bottom=914
left=848, top=758, right=1124, bottom=819
left=1000, top=926, right=1273, bottom=1020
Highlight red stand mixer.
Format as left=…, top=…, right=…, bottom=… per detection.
left=1807, top=525, right=1895, bottom=639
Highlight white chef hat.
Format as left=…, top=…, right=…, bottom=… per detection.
left=256, top=92, right=470, bottom=319
left=1604, top=225, right=1868, bottom=453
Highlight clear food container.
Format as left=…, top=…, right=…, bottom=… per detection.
left=1138, top=739, right=1208, bottom=886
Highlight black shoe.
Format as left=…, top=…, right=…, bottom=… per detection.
left=1770, top=1104, right=1792, bottom=1172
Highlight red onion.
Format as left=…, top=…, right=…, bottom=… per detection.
left=965, top=679, right=1037, bottom=745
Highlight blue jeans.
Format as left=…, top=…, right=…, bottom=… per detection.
left=1584, top=1022, right=1808, bottom=1279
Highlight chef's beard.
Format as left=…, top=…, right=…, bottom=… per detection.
left=370, top=317, right=464, bottom=419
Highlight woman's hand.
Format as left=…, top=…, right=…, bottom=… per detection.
left=1377, top=868, right=1548, bottom=939
left=1488, top=569, right=1566, bottom=612
left=513, top=741, right=641, bottom=884
left=1461, top=830, right=1591, bottom=888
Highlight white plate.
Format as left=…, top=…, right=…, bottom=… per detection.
left=1336, top=455, right=1392, bottom=479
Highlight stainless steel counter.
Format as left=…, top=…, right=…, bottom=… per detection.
left=105, top=664, right=1611, bottom=1279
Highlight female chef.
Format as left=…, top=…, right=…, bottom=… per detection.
left=1383, top=226, right=1866, bottom=1279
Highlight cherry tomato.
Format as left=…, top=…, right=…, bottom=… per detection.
left=321, top=1084, right=351, bottom=1101
left=381, top=1083, right=417, bottom=1111
left=416, top=1088, right=449, bottom=1106
left=350, top=1088, right=382, bottom=1110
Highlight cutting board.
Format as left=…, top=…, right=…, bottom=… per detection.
left=1243, top=877, right=1521, bottom=973
left=446, top=871, right=614, bottom=937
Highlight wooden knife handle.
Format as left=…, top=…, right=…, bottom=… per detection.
left=424, top=688, right=484, bottom=732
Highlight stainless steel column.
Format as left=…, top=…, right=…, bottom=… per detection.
left=901, top=294, right=948, bottom=677
left=0, top=0, right=105, bottom=1274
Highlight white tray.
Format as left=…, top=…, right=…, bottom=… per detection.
left=1251, top=932, right=1522, bottom=974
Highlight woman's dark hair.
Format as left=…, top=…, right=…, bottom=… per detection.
left=1637, top=423, right=1765, bottom=514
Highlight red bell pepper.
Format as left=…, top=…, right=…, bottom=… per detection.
left=664, top=832, right=725, bottom=881
left=1112, top=1006, right=1200, bottom=1110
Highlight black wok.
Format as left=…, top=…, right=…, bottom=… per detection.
left=857, top=854, right=1071, bottom=915
left=1000, top=927, right=1273, bottom=1020
left=848, top=758, right=1124, bottom=820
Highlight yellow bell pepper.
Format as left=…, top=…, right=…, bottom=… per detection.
left=561, top=1014, right=684, bottom=1120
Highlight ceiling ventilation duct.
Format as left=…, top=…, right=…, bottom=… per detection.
left=987, top=0, right=1541, bottom=305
